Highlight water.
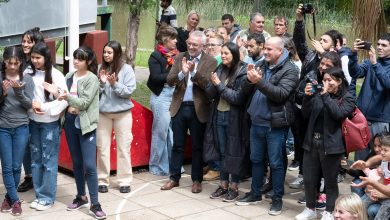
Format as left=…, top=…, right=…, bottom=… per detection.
left=102, top=0, right=355, bottom=50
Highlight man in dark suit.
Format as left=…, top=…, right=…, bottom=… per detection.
left=161, top=30, right=217, bottom=193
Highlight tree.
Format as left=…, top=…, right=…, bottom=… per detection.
left=352, top=0, right=387, bottom=44
left=125, top=0, right=155, bottom=68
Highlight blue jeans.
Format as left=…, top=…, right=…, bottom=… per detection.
left=0, top=125, right=29, bottom=203
left=22, top=143, right=32, bottom=176
left=249, top=124, right=288, bottom=198
left=216, top=111, right=239, bottom=183
left=351, top=178, right=366, bottom=197
left=64, top=113, right=99, bottom=205
left=30, top=120, right=60, bottom=205
left=149, top=87, right=174, bottom=176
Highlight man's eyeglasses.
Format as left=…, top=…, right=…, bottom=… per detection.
left=186, top=42, right=200, bottom=48
left=206, top=43, right=221, bottom=47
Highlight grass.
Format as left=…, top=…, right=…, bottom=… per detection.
left=132, top=81, right=151, bottom=108
left=55, top=41, right=152, bottom=68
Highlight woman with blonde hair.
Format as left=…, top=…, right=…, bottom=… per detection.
left=176, top=10, right=203, bottom=52
left=334, top=193, right=367, bottom=220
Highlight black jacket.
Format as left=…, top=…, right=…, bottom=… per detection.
left=293, top=20, right=321, bottom=106
left=244, top=55, right=299, bottom=128
left=302, top=91, right=355, bottom=155
left=147, top=51, right=172, bottom=96
left=204, top=62, right=251, bottom=175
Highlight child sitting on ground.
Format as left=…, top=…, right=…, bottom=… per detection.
left=351, top=134, right=390, bottom=220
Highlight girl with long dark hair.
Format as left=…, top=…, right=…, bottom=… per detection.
left=59, top=46, right=106, bottom=219
left=0, top=46, right=34, bottom=216
left=26, top=42, right=68, bottom=211
left=96, top=41, right=136, bottom=194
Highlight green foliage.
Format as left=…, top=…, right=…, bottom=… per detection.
left=126, top=0, right=155, bottom=15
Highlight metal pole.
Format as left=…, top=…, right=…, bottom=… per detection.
left=68, top=0, right=79, bottom=72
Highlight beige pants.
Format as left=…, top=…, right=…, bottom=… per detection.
left=97, top=111, right=133, bottom=187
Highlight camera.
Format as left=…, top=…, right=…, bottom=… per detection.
left=302, top=3, right=314, bottom=14
left=306, top=76, right=323, bottom=94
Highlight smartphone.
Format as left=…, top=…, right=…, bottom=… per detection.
left=360, top=41, right=372, bottom=50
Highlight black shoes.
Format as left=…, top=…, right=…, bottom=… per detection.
left=98, top=185, right=108, bottom=193
left=17, top=176, right=33, bottom=192
left=235, top=192, right=262, bottom=206
left=269, top=198, right=283, bottom=216
left=119, top=186, right=131, bottom=193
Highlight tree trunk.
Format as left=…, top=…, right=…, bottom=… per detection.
left=125, top=11, right=140, bottom=69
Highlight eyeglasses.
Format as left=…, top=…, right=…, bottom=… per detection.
left=186, top=42, right=200, bottom=48
left=206, top=43, right=222, bottom=47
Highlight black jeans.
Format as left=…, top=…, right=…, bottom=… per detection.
left=169, top=104, right=205, bottom=183
left=291, top=105, right=305, bottom=175
left=303, top=134, right=343, bottom=212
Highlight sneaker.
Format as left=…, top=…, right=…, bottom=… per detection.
left=261, top=180, right=272, bottom=194
left=17, top=176, right=33, bottom=192
left=1, top=197, right=12, bottom=213
left=235, top=192, right=262, bottom=206
left=287, top=148, right=295, bottom=157
left=203, top=170, right=220, bottom=181
left=295, top=207, right=317, bottom=220
left=36, top=202, right=53, bottom=211
left=11, top=201, right=22, bottom=216
left=223, top=188, right=239, bottom=202
left=265, top=190, right=274, bottom=199
left=316, top=193, right=326, bottom=210
left=321, top=211, right=334, bottom=220
left=268, top=198, right=283, bottom=216
left=89, top=203, right=107, bottom=219
left=67, top=195, right=89, bottom=211
left=210, top=186, right=228, bottom=199
left=30, top=199, right=39, bottom=209
left=289, top=174, right=304, bottom=189
left=297, top=195, right=306, bottom=204
left=337, top=173, right=345, bottom=183
left=288, top=160, right=300, bottom=171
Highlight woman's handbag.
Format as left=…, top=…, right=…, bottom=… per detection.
left=342, top=107, right=371, bottom=154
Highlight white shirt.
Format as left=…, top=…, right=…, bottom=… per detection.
left=27, top=67, right=68, bottom=123
left=179, top=53, right=202, bottom=102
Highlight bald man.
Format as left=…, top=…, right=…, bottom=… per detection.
left=236, top=37, right=299, bottom=216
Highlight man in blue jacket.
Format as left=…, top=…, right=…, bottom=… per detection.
left=348, top=33, right=390, bottom=160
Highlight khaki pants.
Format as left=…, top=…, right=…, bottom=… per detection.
left=97, top=111, right=133, bottom=187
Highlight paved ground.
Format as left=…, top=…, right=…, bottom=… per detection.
left=0, top=160, right=353, bottom=220
left=0, top=67, right=354, bottom=219
left=134, top=67, right=150, bottom=82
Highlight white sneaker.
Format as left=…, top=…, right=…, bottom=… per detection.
left=35, top=202, right=53, bottom=211
left=30, top=199, right=38, bottom=209
left=321, top=211, right=334, bottom=220
left=295, top=207, right=317, bottom=220
left=289, top=174, right=304, bottom=189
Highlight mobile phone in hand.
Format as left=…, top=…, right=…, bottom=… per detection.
left=359, top=41, right=372, bottom=50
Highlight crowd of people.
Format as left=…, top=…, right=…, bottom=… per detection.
left=0, top=0, right=390, bottom=219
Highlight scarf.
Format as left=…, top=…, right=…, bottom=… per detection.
left=156, top=44, right=179, bottom=68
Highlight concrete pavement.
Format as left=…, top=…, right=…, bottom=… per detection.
left=0, top=161, right=354, bottom=220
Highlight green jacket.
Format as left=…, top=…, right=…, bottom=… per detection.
left=65, top=71, right=99, bottom=135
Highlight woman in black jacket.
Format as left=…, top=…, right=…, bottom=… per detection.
left=147, top=24, right=179, bottom=176
left=295, top=67, right=355, bottom=220
left=205, top=42, right=250, bottom=202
